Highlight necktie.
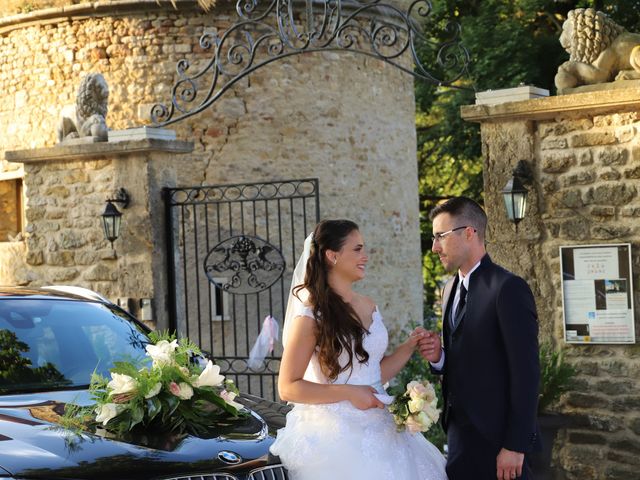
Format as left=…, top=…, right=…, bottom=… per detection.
left=454, top=284, right=467, bottom=323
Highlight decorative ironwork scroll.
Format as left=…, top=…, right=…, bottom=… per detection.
left=165, top=178, right=318, bottom=206
left=204, top=235, right=286, bottom=294
left=151, top=0, right=470, bottom=125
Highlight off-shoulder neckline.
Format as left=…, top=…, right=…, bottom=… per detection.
left=298, top=305, right=381, bottom=330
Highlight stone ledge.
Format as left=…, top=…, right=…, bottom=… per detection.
left=461, top=86, right=640, bottom=123
left=0, top=165, right=24, bottom=180
left=0, top=1, right=203, bottom=34
left=0, top=0, right=401, bottom=33
left=4, top=138, right=194, bottom=164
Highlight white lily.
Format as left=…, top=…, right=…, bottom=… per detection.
left=107, top=373, right=137, bottom=395
left=144, top=382, right=162, bottom=399
left=95, top=403, right=121, bottom=425
left=146, top=339, right=179, bottom=366
left=193, top=360, right=225, bottom=388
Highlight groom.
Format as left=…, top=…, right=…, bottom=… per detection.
left=419, top=197, right=540, bottom=480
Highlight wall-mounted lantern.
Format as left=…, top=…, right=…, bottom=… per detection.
left=502, top=160, right=532, bottom=230
left=101, top=188, right=130, bottom=247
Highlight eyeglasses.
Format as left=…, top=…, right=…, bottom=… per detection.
left=431, top=226, right=475, bottom=242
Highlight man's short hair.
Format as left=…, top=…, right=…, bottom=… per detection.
left=429, top=197, right=487, bottom=240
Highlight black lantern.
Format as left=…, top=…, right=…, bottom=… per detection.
left=101, top=188, right=130, bottom=247
left=501, top=160, right=531, bottom=229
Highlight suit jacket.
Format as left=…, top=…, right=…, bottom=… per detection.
left=434, top=254, right=540, bottom=453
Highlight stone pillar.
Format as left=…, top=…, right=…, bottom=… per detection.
left=5, top=138, right=194, bottom=330
left=462, top=88, right=640, bottom=479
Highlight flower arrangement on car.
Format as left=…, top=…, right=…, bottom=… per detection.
left=388, top=380, right=440, bottom=433
left=63, top=332, right=245, bottom=436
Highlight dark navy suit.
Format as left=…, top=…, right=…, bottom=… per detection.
left=433, top=254, right=541, bottom=479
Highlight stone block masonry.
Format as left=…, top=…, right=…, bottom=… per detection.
left=0, top=1, right=422, bottom=341
left=462, top=88, right=640, bottom=479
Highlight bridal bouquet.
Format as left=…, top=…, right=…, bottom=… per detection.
left=388, top=380, right=440, bottom=433
left=63, top=332, right=245, bottom=437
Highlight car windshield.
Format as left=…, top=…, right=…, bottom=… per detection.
left=0, top=298, right=150, bottom=394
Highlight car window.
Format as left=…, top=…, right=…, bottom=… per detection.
left=0, top=299, right=150, bottom=394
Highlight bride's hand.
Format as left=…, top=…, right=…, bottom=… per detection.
left=347, top=385, right=385, bottom=410
left=403, top=327, right=427, bottom=350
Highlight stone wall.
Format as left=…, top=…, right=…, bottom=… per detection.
left=0, top=1, right=421, bottom=341
left=462, top=87, right=640, bottom=480
left=5, top=139, right=193, bottom=330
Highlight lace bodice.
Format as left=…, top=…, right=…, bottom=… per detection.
left=272, top=304, right=448, bottom=480
left=295, top=305, right=388, bottom=387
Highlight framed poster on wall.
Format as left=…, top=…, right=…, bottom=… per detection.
left=560, top=243, right=635, bottom=344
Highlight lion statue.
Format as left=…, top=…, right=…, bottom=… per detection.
left=57, top=73, right=109, bottom=143
left=555, top=8, right=640, bottom=91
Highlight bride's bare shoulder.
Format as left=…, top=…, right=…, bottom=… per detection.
left=354, top=293, right=376, bottom=311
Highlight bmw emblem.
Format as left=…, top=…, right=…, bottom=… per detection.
left=218, top=450, right=242, bottom=465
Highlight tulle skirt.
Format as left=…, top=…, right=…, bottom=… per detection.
left=270, top=401, right=447, bottom=480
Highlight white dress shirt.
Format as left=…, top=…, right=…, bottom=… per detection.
left=430, top=259, right=482, bottom=371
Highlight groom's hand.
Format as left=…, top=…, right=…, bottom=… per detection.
left=496, top=448, right=524, bottom=479
left=417, top=329, right=442, bottom=363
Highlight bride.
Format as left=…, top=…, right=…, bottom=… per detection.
left=270, top=219, right=447, bottom=480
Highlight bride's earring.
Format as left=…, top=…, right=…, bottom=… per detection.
left=333, top=258, right=337, bottom=265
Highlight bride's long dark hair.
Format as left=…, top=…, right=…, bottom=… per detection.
left=294, top=219, right=370, bottom=381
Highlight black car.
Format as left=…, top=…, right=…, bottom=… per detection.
left=0, top=286, right=289, bottom=479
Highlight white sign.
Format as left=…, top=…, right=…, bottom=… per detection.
left=560, top=243, right=635, bottom=344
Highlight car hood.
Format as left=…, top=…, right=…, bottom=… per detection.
left=0, top=390, right=278, bottom=479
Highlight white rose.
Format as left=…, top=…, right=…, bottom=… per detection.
left=95, top=403, right=122, bottom=425
left=146, top=339, right=179, bottom=366
left=176, top=382, right=194, bottom=400
left=408, top=398, right=425, bottom=413
left=193, top=360, right=225, bottom=388
left=144, top=382, right=162, bottom=399
left=406, top=381, right=428, bottom=400
left=405, top=415, right=423, bottom=433
left=417, top=411, right=433, bottom=430
left=107, top=373, right=137, bottom=395
left=424, top=405, right=440, bottom=423
left=423, top=384, right=437, bottom=403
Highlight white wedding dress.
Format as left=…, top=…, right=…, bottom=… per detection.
left=270, top=305, right=447, bottom=480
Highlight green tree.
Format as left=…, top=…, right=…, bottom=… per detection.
left=0, top=329, right=67, bottom=391
left=403, top=1, right=640, bottom=449
left=416, top=0, right=640, bottom=311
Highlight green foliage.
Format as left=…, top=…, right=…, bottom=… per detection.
left=416, top=0, right=640, bottom=308
left=62, top=333, right=245, bottom=438
left=538, top=343, right=576, bottom=413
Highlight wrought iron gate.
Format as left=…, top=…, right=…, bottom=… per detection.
left=164, top=179, right=320, bottom=401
